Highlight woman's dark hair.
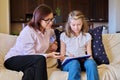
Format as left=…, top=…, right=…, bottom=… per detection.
left=28, top=4, right=52, bottom=30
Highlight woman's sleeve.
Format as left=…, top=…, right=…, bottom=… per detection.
left=50, top=29, right=56, bottom=43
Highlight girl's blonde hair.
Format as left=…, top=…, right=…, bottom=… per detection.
left=65, top=10, right=88, bottom=37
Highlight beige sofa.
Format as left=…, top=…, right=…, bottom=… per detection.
left=0, top=33, right=120, bottom=80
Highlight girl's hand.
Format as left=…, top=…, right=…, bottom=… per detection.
left=59, top=54, right=66, bottom=62
left=59, top=53, right=74, bottom=62
left=88, top=56, right=93, bottom=59
left=69, top=53, right=75, bottom=57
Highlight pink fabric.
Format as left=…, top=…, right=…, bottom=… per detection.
left=5, top=26, right=54, bottom=60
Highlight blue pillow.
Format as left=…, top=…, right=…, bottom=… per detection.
left=89, top=26, right=109, bottom=65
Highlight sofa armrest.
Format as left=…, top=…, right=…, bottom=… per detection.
left=0, top=52, right=5, bottom=69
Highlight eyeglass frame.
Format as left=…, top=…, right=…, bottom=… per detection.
left=42, top=17, right=55, bottom=24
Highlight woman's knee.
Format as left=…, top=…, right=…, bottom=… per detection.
left=36, top=55, right=46, bottom=63
left=27, top=55, right=46, bottom=62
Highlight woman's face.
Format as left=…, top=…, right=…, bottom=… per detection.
left=70, top=18, right=83, bottom=35
left=40, top=13, right=54, bottom=30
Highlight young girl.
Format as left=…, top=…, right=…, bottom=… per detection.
left=60, top=10, right=99, bottom=80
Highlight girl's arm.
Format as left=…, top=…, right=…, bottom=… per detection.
left=60, top=40, right=66, bottom=61
left=86, top=40, right=93, bottom=59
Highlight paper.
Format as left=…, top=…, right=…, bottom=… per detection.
left=61, top=54, right=91, bottom=66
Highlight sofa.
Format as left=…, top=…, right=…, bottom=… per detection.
left=0, top=32, right=120, bottom=80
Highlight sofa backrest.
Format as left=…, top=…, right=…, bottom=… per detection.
left=102, top=33, right=120, bottom=63
left=1, top=33, right=120, bottom=69
left=0, top=33, right=17, bottom=68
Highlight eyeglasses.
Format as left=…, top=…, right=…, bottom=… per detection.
left=42, top=17, right=55, bottom=23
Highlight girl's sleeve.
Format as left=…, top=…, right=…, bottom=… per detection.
left=86, top=33, right=92, bottom=42
left=60, top=32, right=66, bottom=43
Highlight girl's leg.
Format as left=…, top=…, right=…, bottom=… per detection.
left=62, top=60, right=81, bottom=80
left=4, top=55, right=47, bottom=80
left=84, top=59, right=99, bottom=80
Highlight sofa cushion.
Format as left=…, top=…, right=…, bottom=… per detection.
left=0, top=69, right=23, bottom=80
left=0, top=33, right=17, bottom=69
left=89, top=26, right=109, bottom=65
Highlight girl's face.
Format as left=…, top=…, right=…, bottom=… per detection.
left=70, top=18, right=83, bottom=35
left=40, top=13, right=54, bottom=30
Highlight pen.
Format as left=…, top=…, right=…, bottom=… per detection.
left=64, top=55, right=69, bottom=57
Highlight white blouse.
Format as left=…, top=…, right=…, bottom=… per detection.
left=60, top=32, right=91, bottom=57
left=5, top=25, right=55, bottom=60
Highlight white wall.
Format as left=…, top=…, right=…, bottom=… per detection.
left=116, top=0, right=120, bottom=32
left=109, top=0, right=120, bottom=33
left=0, top=0, right=10, bottom=34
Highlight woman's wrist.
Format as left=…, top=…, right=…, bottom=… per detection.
left=46, top=53, right=52, bottom=58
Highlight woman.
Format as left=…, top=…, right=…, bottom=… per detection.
left=4, top=4, right=61, bottom=80
left=60, top=10, right=99, bottom=80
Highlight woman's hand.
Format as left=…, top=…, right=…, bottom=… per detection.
left=47, top=52, right=62, bottom=59
left=49, top=41, right=58, bottom=52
